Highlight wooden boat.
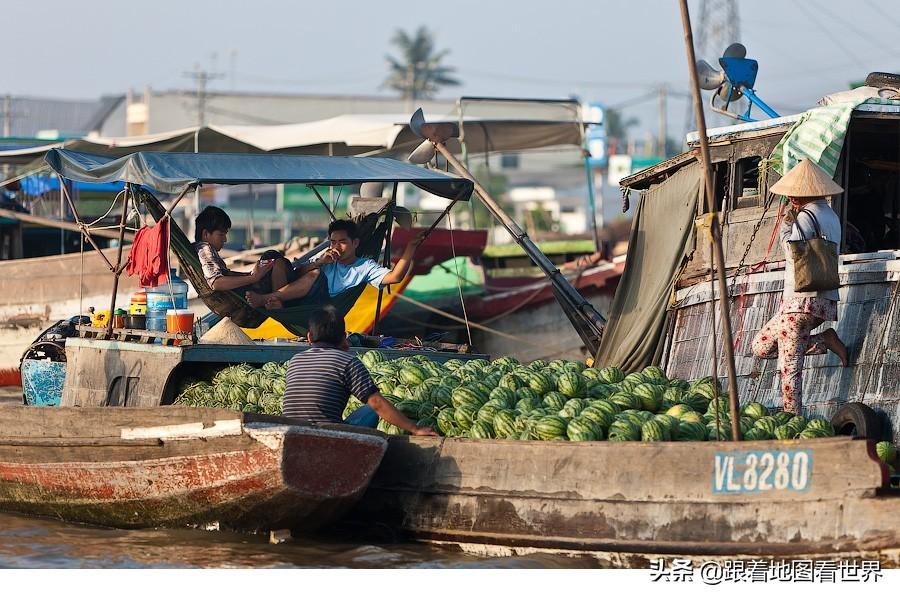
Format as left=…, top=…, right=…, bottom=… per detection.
left=0, top=405, right=386, bottom=530
left=349, top=435, right=900, bottom=566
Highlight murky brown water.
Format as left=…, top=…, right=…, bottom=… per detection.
left=0, top=513, right=595, bottom=568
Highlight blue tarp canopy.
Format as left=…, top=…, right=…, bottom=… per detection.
left=44, top=149, right=473, bottom=200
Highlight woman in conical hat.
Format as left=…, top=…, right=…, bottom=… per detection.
left=751, top=158, right=848, bottom=414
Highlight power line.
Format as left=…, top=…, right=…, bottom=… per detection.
left=817, top=0, right=897, bottom=55
left=795, top=3, right=867, bottom=68
left=183, top=66, right=225, bottom=127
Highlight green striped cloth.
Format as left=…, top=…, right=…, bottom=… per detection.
left=769, top=97, right=900, bottom=176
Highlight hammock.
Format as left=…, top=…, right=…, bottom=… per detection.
left=137, top=188, right=389, bottom=336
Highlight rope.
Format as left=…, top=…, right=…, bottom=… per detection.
left=448, top=213, right=473, bottom=346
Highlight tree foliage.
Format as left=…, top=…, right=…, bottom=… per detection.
left=384, top=26, right=461, bottom=100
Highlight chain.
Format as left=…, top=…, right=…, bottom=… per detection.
left=728, top=193, right=776, bottom=295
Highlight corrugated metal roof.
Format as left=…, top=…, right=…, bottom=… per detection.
left=3, top=95, right=124, bottom=138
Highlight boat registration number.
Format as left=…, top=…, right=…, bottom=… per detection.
left=712, top=450, right=813, bottom=494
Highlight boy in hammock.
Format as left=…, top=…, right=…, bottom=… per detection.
left=193, top=205, right=292, bottom=295
left=245, top=218, right=425, bottom=310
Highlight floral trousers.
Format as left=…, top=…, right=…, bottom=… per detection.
left=750, top=297, right=838, bottom=414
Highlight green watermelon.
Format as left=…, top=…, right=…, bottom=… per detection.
left=690, top=378, right=718, bottom=400
left=798, top=427, right=830, bottom=439
left=608, top=420, right=641, bottom=441
left=581, top=368, right=601, bottom=381
left=679, top=411, right=704, bottom=424
left=587, top=382, right=615, bottom=399
left=741, top=402, right=769, bottom=420
left=535, top=415, right=569, bottom=440
left=515, top=397, right=542, bottom=413
left=609, top=391, right=642, bottom=411
left=597, top=365, right=624, bottom=383
left=666, top=404, right=693, bottom=418
left=557, top=372, right=586, bottom=398
left=641, top=419, right=670, bottom=442
left=580, top=406, right=615, bottom=429
left=642, top=365, right=667, bottom=382
left=499, top=372, right=524, bottom=391
left=743, top=428, right=770, bottom=441
left=876, top=441, right=897, bottom=464
left=567, top=416, right=602, bottom=441
left=774, top=424, right=799, bottom=440
left=786, top=415, right=808, bottom=431
left=488, top=386, right=517, bottom=407
left=663, top=387, right=686, bottom=406
left=436, top=408, right=456, bottom=434
left=528, top=359, right=548, bottom=370
left=590, top=398, right=619, bottom=415
left=774, top=411, right=796, bottom=426
left=632, top=383, right=664, bottom=413
left=477, top=404, right=500, bottom=425
left=805, top=418, right=835, bottom=436
left=394, top=400, right=421, bottom=419
left=676, top=421, right=708, bottom=441
left=493, top=410, right=519, bottom=439
left=451, top=387, right=486, bottom=410
left=469, top=420, right=495, bottom=439
left=399, top=365, right=427, bottom=386
left=360, top=350, right=385, bottom=369
left=516, top=388, right=541, bottom=402
left=454, top=405, right=478, bottom=430
left=527, top=373, right=555, bottom=395
left=707, top=420, right=733, bottom=441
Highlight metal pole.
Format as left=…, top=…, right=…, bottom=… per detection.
left=583, top=153, right=601, bottom=252
left=58, top=175, right=65, bottom=255
left=433, top=141, right=606, bottom=353
left=658, top=84, right=668, bottom=157
left=372, top=183, right=397, bottom=335
left=106, top=185, right=131, bottom=335
left=679, top=0, right=742, bottom=441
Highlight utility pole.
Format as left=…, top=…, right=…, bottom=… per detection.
left=183, top=66, right=224, bottom=127
left=2, top=95, right=11, bottom=138
left=658, top=84, right=668, bottom=157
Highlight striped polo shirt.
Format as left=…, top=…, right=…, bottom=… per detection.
left=283, top=343, right=378, bottom=423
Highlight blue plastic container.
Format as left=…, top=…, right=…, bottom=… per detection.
left=146, top=269, right=188, bottom=312
left=146, top=308, right=168, bottom=332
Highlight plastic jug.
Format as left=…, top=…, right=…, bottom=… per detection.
left=146, top=269, right=188, bottom=312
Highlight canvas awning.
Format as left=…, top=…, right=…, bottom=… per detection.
left=0, top=112, right=586, bottom=166
left=43, top=148, right=475, bottom=199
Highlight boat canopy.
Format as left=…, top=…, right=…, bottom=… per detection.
left=43, top=148, right=474, bottom=199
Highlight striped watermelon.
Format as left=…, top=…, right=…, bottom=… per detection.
left=775, top=424, right=800, bottom=440
left=642, top=365, right=666, bottom=381
left=440, top=375, right=462, bottom=388
left=493, top=410, right=519, bottom=439
left=514, top=397, right=541, bottom=414
left=741, top=402, right=769, bottom=420
left=516, top=388, right=541, bottom=402
left=608, top=420, right=641, bottom=441
left=499, top=372, right=524, bottom=391
left=430, top=385, right=453, bottom=407
left=451, top=387, right=487, bottom=410
left=632, top=383, right=664, bottom=413
left=690, top=377, right=718, bottom=400
left=488, top=386, right=517, bottom=407
left=477, top=404, right=500, bottom=425
left=559, top=398, right=587, bottom=418
left=442, top=359, right=465, bottom=371
left=394, top=400, right=421, bottom=419
left=527, top=373, right=555, bottom=395
left=876, top=442, right=897, bottom=464
left=542, top=392, right=567, bottom=411
left=417, top=400, right=438, bottom=420
left=641, top=419, right=670, bottom=442
left=581, top=368, right=601, bottom=381
left=609, top=391, right=642, bottom=411
left=676, top=421, right=708, bottom=441
left=665, top=404, right=693, bottom=418
left=528, top=359, right=548, bottom=370
left=805, top=418, right=835, bottom=436
left=436, top=408, right=457, bottom=434
left=469, top=421, right=495, bottom=439
left=654, top=414, right=680, bottom=433
left=706, top=421, right=733, bottom=441
left=580, top=406, right=615, bottom=429
left=557, top=372, right=586, bottom=398
left=679, top=411, right=704, bottom=424
left=786, top=415, right=808, bottom=431
left=399, top=365, right=427, bottom=386
left=360, top=350, right=385, bottom=369
left=798, top=427, right=829, bottom=439
left=663, top=387, right=685, bottom=406
left=567, top=416, right=602, bottom=441
left=598, top=366, right=625, bottom=384
left=535, top=415, right=569, bottom=440
left=590, top=398, right=620, bottom=415
left=743, top=428, right=770, bottom=441
left=454, top=405, right=478, bottom=430
left=547, top=359, right=567, bottom=371
left=587, top=382, right=615, bottom=399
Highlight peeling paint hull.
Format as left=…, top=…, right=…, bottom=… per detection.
left=0, top=406, right=387, bottom=531
left=349, top=436, right=900, bottom=564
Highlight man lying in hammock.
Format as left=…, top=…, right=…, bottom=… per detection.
left=245, top=218, right=425, bottom=310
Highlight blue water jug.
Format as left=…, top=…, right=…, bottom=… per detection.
left=146, top=269, right=188, bottom=312
left=146, top=308, right=168, bottom=332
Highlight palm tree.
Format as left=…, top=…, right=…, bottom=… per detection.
left=384, top=26, right=460, bottom=101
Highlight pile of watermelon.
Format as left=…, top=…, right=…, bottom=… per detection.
left=351, top=352, right=839, bottom=442
left=173, top=362, right=287, bottom=414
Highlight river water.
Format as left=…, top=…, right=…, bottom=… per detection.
left=0, top=513, right=595, bottom=568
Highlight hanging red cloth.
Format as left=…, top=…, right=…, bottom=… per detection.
left=126, top=220, right=169, bottom=287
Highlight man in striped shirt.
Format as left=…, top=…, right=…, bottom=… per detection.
left=283, top=306, right=436, bottom=435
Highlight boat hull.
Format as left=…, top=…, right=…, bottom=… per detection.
left=350, top=435, right=900, bottom=565
left=0, top=406, right=387, bottom=530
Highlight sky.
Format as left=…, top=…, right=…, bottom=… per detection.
left=4, top=0, right=900, bottom=141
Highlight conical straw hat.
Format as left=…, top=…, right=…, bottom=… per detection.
left=770, top=158, right=844, bottom=197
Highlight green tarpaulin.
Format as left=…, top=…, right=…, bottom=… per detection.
left=595, top=163, right=700, bottom=371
